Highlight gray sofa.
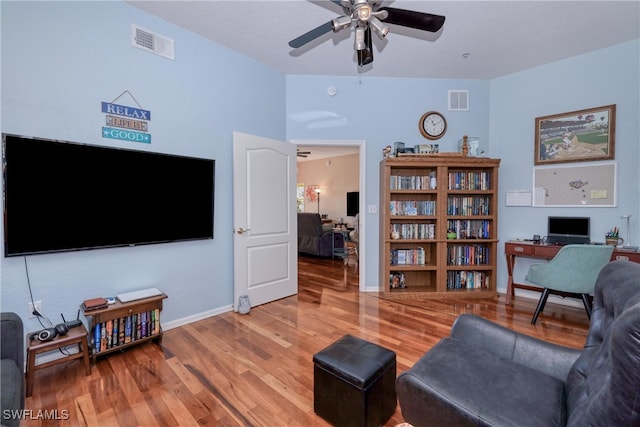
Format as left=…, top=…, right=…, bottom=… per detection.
left=1, top=312, right=24, bottom=427
left=298, top=213, right=334, bottom=257
left=396, top=260, right=640, bottom=427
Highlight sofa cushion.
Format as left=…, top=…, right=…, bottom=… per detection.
left=1, top=359, right=23, bottom=427
left=397, top=337, right=567, bottom=427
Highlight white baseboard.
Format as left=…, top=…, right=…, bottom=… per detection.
left=500, top=288, right=583, bottom=308
left=162, top=305, right=233, bottom=331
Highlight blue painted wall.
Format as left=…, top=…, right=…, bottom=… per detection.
left=286, top=75, right=490, bottom=289
left=0, top=1, right=286, bottom=330
left=490, top=40, right=640, bottom=289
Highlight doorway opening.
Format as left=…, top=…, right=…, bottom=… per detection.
left=292, top=140, right=366, bottom=291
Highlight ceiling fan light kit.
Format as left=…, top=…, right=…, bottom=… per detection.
left=289, top=0, right=445, bottom=67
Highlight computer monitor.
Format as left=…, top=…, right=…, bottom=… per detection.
left=547, top=216, right=590, bottom=245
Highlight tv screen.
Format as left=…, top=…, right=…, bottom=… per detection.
left=346, top=191, right=359, bottom=217
left=547, top=216, right=590, bottom=245
left=3, top=134, right=215, bottom=256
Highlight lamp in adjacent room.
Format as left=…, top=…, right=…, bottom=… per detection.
left=315, top=188, right=321, bottom=214
left=621, top=214, right=638, bottom=250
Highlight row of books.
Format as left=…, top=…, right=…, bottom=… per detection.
left=93, top=309, right=160, bottom=353
left=391, top=223, right=436, bottom=240
left=447, top=196, right=491, bottom=216
left=391, top=247, right=427, bottom=265
left=390, top=200, right=436, bottom=216
left=447, top=271, right=490, bottom=289
left=446, top=244, right=490, bottom=266
left=389, top=272, right=407, bottom=289
left=448, top=171, right=492, bottom=191
left=446, top=220, right=491, bottom=239
left=390, top=173, right=436, bottom=190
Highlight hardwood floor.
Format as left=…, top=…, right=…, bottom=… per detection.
left=23, top=255, right=589, bottom=426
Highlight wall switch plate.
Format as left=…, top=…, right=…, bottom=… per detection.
left=367, top=204, right=377, bottom=214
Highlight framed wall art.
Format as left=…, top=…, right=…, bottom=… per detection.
left=534, top=104, right=615, bottom=165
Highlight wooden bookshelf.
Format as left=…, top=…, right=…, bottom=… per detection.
left=380, top=156, right=500, bottom=298
left=83, top=293, right=168, bottom=362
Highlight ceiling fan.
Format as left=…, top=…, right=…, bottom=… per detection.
left=288, top=0, right=446, bottom=67
left=297, top=148, right=311, bottom=158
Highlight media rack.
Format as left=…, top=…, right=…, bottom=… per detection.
left=82, top=293, right=168, bottom=363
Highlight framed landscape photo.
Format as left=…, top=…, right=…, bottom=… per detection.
left=534, top=104, right=615, bottom=165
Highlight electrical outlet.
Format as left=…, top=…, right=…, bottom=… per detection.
left=28, top=301, right=42, bottom=318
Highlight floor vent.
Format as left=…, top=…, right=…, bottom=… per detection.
left=448, top=90, right=469, bottom=111
left=132, top=25, right=174, bottom=60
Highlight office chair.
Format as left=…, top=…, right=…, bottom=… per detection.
left=525, top=244, right=613, bottom=325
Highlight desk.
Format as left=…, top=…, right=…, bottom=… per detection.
left=26, top=324, right=91, bottom=397
left=505, top=241, right=640, bottom=305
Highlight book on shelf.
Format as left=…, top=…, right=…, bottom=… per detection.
left=448, top=171, right=491, bottom=191
left=447, top=196, right=491, bottom=216
left=118, top=317, right=125, bottom=346
left=94, top=323, right=101, bottom=352
left=447, top=219, right=491, bottom=239
left=447, top=244, right=490, bottom=266
left=83, top=297, right=108, bottom=311
left=391, top=247, right=426, bottom=265
left=390, top=200, right=436, bottom=216
left=124, top=315, right=132, bottom=344
left=447, top=271, right=490, bottom=289
left=106, top=320, right=113, bottom=348
left=391, top=223, right=435, bottom=240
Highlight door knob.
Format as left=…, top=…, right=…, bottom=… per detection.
left=235, top=227, right=251, bottom=235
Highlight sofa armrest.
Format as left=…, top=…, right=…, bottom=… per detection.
left=450, top=314, right=581, bottom=381
left=0, top=312, right=24, bottom=370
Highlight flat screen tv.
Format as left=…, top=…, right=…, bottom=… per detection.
left=346, top=191, right=359, bottom=217
left=3, top=134, right=215, bottom=256
left=547, top=216, right=590, bottom=245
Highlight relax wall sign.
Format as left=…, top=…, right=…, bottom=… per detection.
left=101, top=90, right=151, bottom=143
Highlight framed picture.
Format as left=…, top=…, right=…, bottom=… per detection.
left=534, top=104, right=615, bottom=165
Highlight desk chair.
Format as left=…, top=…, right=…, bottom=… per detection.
left=525, top=244, right=613, bottom=325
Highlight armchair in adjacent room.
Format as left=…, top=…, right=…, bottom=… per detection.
left=297, top=212, right=334, bottom=257
left=525, top=244, right=613, bottom=324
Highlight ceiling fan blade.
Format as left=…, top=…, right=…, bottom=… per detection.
left=357, top=27, right=373, bottom=67
left=288, top=21, right=334, bottom=48
left=379, top=7, right=445, bottom=32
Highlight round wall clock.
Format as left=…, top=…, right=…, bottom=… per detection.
left=419, top=111, right=447, bottom=140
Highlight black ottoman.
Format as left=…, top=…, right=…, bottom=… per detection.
left=313, top=334, right=397, bottom=427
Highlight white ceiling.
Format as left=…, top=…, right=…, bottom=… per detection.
left=127, top=1, right=639, bottom=79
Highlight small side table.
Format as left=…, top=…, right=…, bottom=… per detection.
left=26, top=324, right=91, bottom=397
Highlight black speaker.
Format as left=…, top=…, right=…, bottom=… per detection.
left=37, top=328, right=57, bottom=342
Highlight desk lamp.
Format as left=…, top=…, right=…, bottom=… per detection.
left=621, top=214, right=638, bottom=250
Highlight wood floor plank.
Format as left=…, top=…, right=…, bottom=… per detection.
left=22, top=255, right=589, bottom=426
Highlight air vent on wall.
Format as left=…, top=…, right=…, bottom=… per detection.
left=448, top=90, right=469, bottom=111
left=132, top=25, right=174, bottom=60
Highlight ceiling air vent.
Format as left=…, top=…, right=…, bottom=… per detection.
left=132, top=25, right=174, bottom=60
left=448, top=90, right=469, bottom=111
